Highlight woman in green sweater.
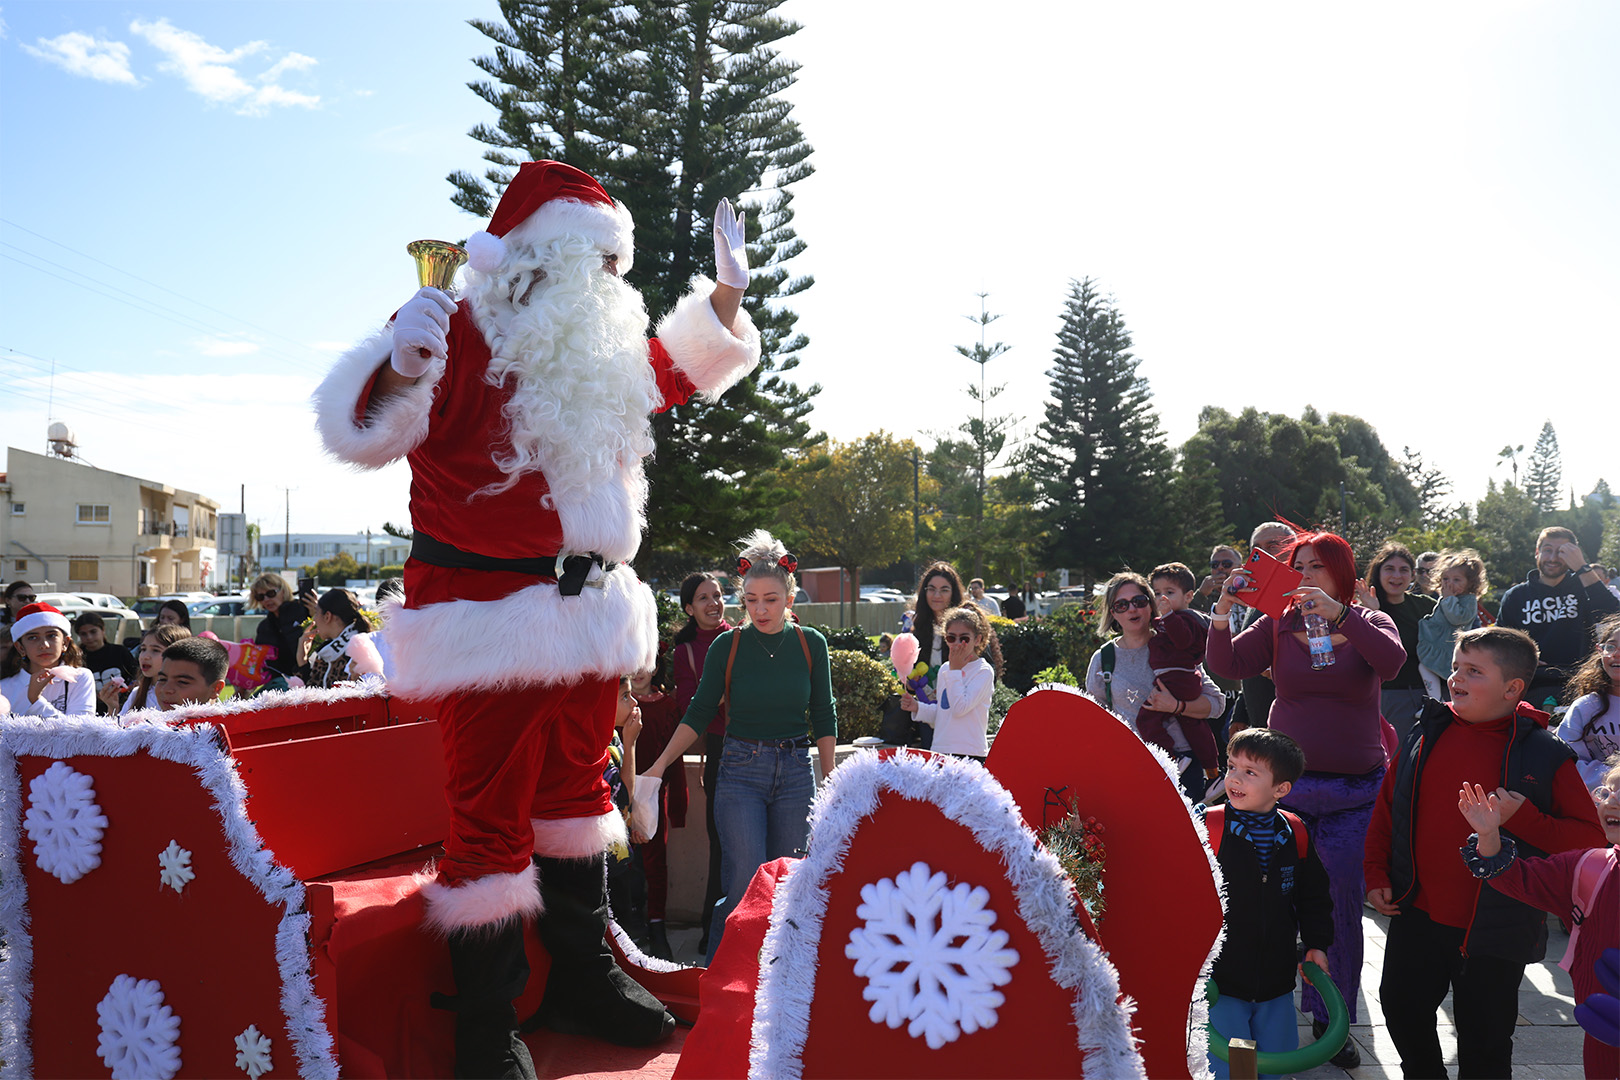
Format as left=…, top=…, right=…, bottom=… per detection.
left=643, top=529, right=837, bottom=963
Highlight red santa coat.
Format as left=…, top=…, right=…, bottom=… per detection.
left=315, top=280, right=759, bottom=703
left=314, top=279, right=758, bottom=927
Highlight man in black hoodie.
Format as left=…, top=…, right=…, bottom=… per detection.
left=1496, top=526, right=1618, bottom=706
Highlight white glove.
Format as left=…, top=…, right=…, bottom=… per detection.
left=388, top=287, right=457, bottom=378
left=712, top=198, right=749, bottom=290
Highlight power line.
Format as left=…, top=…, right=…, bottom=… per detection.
left=0, top=216, right=335, bottom=364
left=0, top=251, right=330, bottom=377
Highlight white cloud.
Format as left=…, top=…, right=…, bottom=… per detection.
left=22, top=31, right=140, bottom=86
left=195, top=338, right=261, bottom=358
left=128, top=17, right=319, bottom=116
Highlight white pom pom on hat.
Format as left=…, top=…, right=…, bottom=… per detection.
left=466, top=160, right=635, bottom=274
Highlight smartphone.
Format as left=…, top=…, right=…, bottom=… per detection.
left=297, top=577, right=316, bottom=595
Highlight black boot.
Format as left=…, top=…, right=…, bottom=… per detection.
left=1312, top=1017, right=1360, bottom=1069
left=523, top=853, right=676, bottom=1046
left=431, top=917, right=537, bottom=1080
left=646, top=920, right=672, bottom=961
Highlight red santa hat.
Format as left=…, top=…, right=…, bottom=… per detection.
left=464, top=160, right=635, bottom=274
left=11, top=602, right=72, bottom=639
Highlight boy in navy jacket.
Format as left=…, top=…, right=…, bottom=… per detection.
left=1206, top=728, right=1334, bottom=1079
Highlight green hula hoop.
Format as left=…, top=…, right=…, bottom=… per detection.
left=1205, top=961, right=1348, bottom=1073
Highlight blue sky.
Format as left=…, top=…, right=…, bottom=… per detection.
left=2, top=1, right=1616, bottom=542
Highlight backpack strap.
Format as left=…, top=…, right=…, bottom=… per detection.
left=1560, top=846, right=1618, bottom=973
left=795, top=623, right=811, bottom=669
left=723, top=630, right=741, bottom=709
left=1099, top=641, right=1116, bottom=710
left=1280, top=809, right=1309, bottom=859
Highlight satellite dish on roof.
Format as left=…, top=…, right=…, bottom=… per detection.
left=47, top=422, right=78, bottom=459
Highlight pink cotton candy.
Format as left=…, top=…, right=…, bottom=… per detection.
left=890, top=633, right=920, bottom=681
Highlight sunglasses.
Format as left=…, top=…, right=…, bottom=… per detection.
left=1210, top=559, right=1235, bottom=570
left=13, top=594, right=37, bottom=603
left=943, top=633, right=976, bottom=645
left=252, top=590, right=277, bottom=601
left=1110, top=595, right=1152, bottom=614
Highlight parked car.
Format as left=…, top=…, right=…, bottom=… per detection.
left=859, top=587, right=908, bottom=604
left=69, top=592, right=138, bottom=616
left=32, top=593, right=139, bottom=623
left=189, top=596, right=254, bottom=618
left=129, top=593, right=213, bottom=618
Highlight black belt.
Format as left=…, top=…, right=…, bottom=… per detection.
left=727, top=734, right=813, bottom=749
left=410, top=531, right=616, bottom=597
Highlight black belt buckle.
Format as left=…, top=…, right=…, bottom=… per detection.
left=557, top=555, right=596, bottom=597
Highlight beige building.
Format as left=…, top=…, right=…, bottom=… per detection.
left=1, top=447, right=221, bottom=598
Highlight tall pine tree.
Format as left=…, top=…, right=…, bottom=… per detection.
left=449, top=0, right=819, bottom=570
left=1026, top=278, right=1173, bottom=586
left=1523, top=420, right=1562, bottom=513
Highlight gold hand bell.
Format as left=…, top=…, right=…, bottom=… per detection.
left=407, top=239, right=468, bottom=295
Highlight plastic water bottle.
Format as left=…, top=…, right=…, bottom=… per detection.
left=1305, top=609, right=1336, bottom=669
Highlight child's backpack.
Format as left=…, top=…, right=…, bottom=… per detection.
left=1560, top=845, right=1618, bottom=973
left=1205, top=805, right=1310, bottom=859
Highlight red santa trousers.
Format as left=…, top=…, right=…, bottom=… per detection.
left=425, top=676, right=619, bottom=930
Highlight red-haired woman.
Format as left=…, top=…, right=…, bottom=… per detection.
left=1207, top=529, right=1405, bottom=1068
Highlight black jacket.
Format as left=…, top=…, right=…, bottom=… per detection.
left=1209, top=808, right=1334, bottom=1003
left=1387, top=697, right=1575, bottom=962
left=254, top=603, right=308, bottom=678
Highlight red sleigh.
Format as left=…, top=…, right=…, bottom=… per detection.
left=2, top=687, right=1222, bottom=1079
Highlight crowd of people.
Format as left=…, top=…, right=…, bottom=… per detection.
left=3, top=515, right=1618, bottom=1074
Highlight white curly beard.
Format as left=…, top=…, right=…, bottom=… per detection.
left=466, top=235, right=659, bottom=511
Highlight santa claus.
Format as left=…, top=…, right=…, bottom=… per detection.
left=314, top=160, right=758, bottom=1077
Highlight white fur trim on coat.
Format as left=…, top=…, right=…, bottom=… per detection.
left=420, top=865, right=543, bottom=934
left=312, top=326, right=444, bottom=469
left=497, top=196, right=635, bottom=274
left=655, top=276, right=760, bottom=402
left=385, top=566, right=659, bottom=699
left=531, top=808, right=626, bottom=859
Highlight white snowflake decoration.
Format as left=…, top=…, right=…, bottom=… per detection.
left=235, top=1023, right=274, bottom=1079
left=845, top=860, right=1019, bottom=1049
left=157, top=840, right=195, bottom=893
left=97, top=974, right=182, bottom=1080
left=23, top=759, right=108, bottom=884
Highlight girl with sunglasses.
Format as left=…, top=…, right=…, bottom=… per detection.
left=909, top=561, right=1005, bottom=708
left=1084, top=572, right=1227, bottom=801
left=900, top=605, right=1001, bottom=760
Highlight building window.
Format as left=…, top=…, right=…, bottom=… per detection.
left=69, top=559, right=99, bottom=582
left=11, top=560, right=25, bottom=574
left=9, top=502, right=22, bottom=515
left=77, top=504, right=111, bottom=525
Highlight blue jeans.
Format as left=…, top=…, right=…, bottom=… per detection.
left=1208, top=990, right=1297, bottom=1080
left=706, top=737, right=815, bottom=964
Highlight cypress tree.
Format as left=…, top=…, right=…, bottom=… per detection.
left=1026, top=278, right=1174, bottom=586
left=1523, top=420, right=1562, bottom=513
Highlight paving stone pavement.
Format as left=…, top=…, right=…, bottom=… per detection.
left=662, top=904, right=1589, bottom=1078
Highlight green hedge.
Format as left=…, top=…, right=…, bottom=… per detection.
left=829, top=649, right=900, bottom=741
left=817, top=624, right=881, bottom=659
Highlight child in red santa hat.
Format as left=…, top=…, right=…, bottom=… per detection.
left=1, top=603, right=97, bottom=718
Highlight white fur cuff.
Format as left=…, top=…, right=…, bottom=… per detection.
left=655, top=275, right=761, bottom=402
left=312, top=327, right=443, bottom=469
left=384, top=568, right=658, bottom=699
left=532, top=808, right=627, bottom=859
left=420, top=866, right=543, bottom=934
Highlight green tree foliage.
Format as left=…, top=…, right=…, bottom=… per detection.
left=946, top=293, right=1019, bottom=578
left=1474, top=480, right=1540, bottom=598
left=1165, top=439, right=1232, bottom=564
left=1400, top=446, right=1454, bottom=529
left=1523, top=421, right=1563, bottom=513
left=306, top=552, right=363, bottom=587
left=1027, top=279, right=1174, bottom=585
left=1186, top=406, right=1414, bottom=539
left=779, top=433, right=917, bottom=621
left=450, top=0, right=820, bottom=564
